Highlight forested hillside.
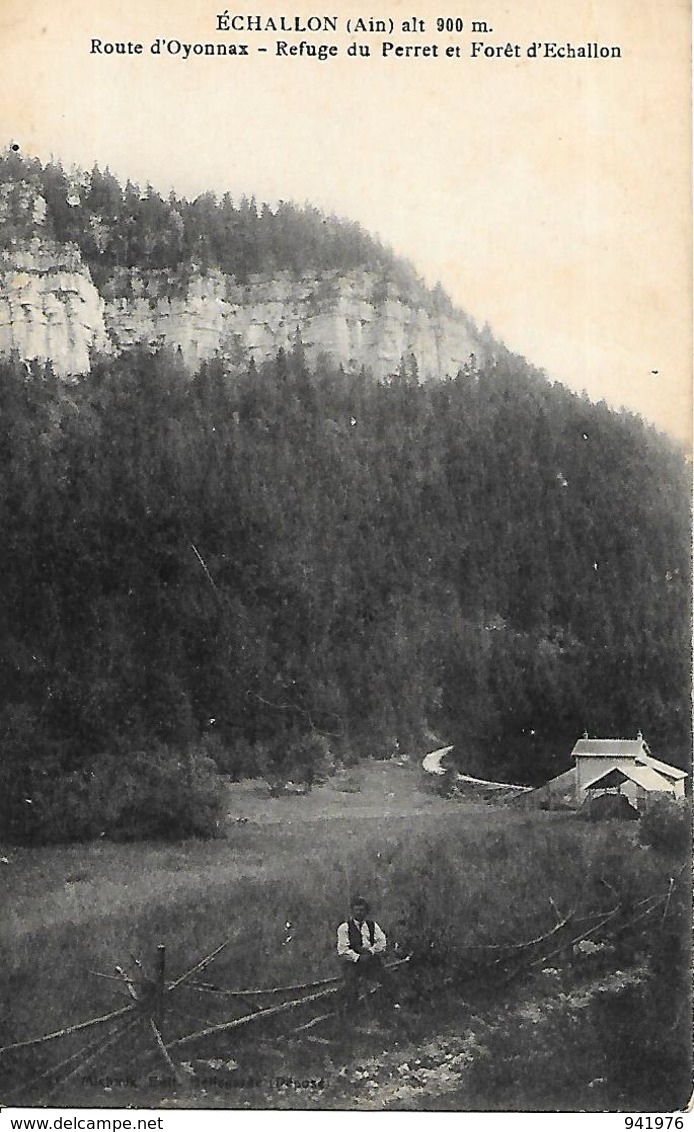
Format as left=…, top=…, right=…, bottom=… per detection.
left=1, top=338, right=690, bottom=842
left=0, top=150, right=423, bottom=292
left=1, top=150, right=477, bottom=385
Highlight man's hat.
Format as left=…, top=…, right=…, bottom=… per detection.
left=350, top=894, right=370, bottom=912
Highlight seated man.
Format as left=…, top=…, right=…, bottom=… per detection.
left=337, top=895, right=387, bottom=1009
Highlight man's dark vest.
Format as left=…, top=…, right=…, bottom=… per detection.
left=348, top=918, right=375, bottom=954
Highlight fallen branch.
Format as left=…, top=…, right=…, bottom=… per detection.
left=2, top=1021, right=117, bottom=1108
left=166, top=956, right=411, bottom=1050
left=166, top=983, right=341, bottom=1050
left=168, top=940, right=230, bottom=991
left=149, top=1018, right=182, bottom=1084
left=504, top=903, right=624, bottom=984
left=183, top=955, right=411, bottom=998
left=604, top=893, right=669, bottom=940
left=569, top=905, right=620, bottom=931
left=115, top=965, right=139, bottom=1002
left=662, top=877, right=675, bottom=922
left=291, top=1012, right=334, bottom=1034
left=471, top=907, right=575, bottom=955
left=40, top=1016, right=141, bottom=1102
left=568, top=887, right=658, bottom=933
left=185, top=973, right=342, bottom=997
left=190, top=543, right=217, bottom=590
left=0, top=1004, right=135, bottom=1055
left=88, top=970, right=136, bottom=987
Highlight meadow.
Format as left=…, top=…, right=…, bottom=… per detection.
left=1, top=761, right=690, bottom=1110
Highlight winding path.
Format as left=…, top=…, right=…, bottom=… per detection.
left=421, top=747, right=532, bottom=792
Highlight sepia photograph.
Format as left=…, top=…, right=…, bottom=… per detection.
left=0, top=0, right=691, bottom=1120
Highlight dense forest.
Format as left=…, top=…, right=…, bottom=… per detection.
left=0, top=150, right=427, bottom=295
left=0, top=338, right=690, bottom=842
left=0, top=148, right=690, bottom=842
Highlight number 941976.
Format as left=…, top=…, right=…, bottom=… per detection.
left=625, top=1119, right=684, bottom=1130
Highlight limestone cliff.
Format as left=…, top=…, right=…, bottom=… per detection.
left=0, top=241, right=484, bottom=380
left=0, top=241, right=110, bottom=377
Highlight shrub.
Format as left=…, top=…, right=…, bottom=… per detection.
left=0, top=754, right=74, bottom=844
left=0, top=704, right=72, bottom=843
left=103, top=744, right=226, bottom=841
left=0, top=743, right=226, bottom=844
left=262, top=726, right=336, bottom=793
left=196, top=731, right=267, bottom=780
left=284, top=729, right=335, bottom=789
left=638, top=795, right=691, bottom=856
left=425, top=766, right=458, bottom=798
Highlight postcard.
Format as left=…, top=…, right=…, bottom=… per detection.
left=0, top=0, right=691, bottom=1124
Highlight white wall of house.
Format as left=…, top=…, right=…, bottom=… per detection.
left=575, top=756, right=625, bottom=796
left=577, top=757, right=681, bottom=806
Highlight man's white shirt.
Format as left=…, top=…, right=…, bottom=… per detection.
left=337, top=919, right=387, bottom=963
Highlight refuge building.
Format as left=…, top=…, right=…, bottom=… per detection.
left=521, top=733, right=687, bottom=811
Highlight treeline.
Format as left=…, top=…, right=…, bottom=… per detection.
left=0, top=344, right=689, bottom=841
left=0, top=150, right=421, bottom=291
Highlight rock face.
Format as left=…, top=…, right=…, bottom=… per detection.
left=0, top=242, right=110, bottom=377
left=0, top=241, right=483, bottom=380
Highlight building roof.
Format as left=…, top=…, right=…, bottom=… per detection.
left=572, top=737, right=649, bottom=758
left=583, top=764, right=673, bottom=793
left=571, top=737, right=687, bottom=781
left=543, top=767, right=579, bottom=792
left=641, top=754, right=688, bottom=781
left=513, top=766, right=576, bottom=807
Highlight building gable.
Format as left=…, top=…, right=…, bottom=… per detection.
left=584, top=764, right=673, bottom=793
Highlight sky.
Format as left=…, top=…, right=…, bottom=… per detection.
left=0, top=0, right=690, bottom=446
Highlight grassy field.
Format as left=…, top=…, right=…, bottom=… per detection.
left=1, top=760, right=689, bottom=1110
left=0, top=764, right=489, bottom=1039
